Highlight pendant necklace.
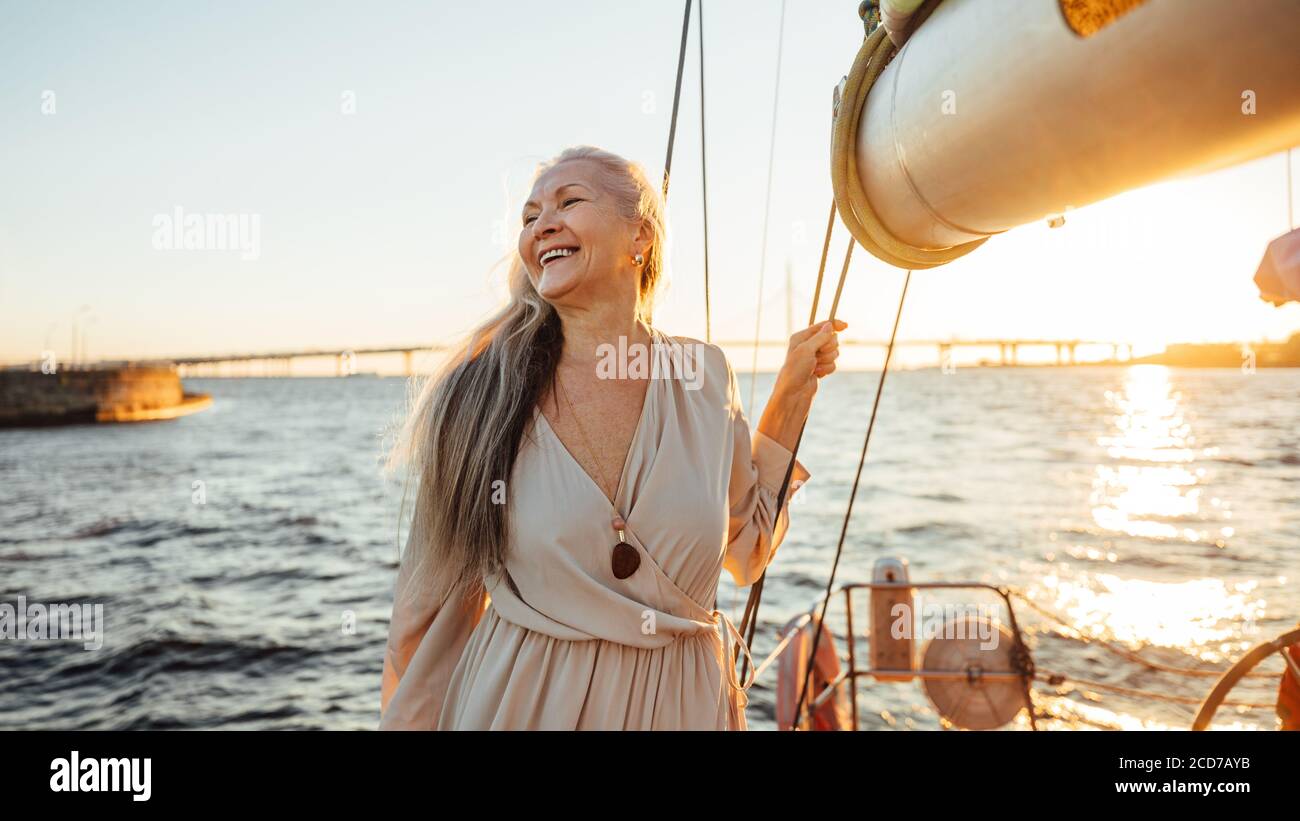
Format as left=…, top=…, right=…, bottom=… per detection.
left=555, top=373, right=641, bottom=580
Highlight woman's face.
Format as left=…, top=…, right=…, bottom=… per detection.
left=519, top=159, right=643, bottom=309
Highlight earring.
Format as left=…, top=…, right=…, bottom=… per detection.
left=634, top=253, right=645, bottom=266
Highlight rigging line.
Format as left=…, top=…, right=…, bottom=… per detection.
left=662, top=0, right=693, bottom=199
left=1033, top=671, right=1277, bottom=710
left=792, top=268, right=912, bottom=730
left=736, top=202, right=838, bottom=680
left=699, top=0, right=712, bottom=343
left=746, top=0, right=790, bottom=413
left=828, top=238, right=854, bottom=319
left=807, top=202, right=837, bottom=323
left=743, top=237, right=852, bottom=659
left=1011, top=591, right=1279, bottom=679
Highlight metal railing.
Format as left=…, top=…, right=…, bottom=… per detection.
left=751, top=580, right=1037, bottom=731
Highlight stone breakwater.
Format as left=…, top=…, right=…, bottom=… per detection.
left=0, top=364, right=211, bottom=427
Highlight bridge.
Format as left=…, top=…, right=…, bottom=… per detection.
left=715, top=338, right=1134, bottom=367
left=170, top=345, right=450, bottom=377
left=166, top=338, right=1134, bottom=377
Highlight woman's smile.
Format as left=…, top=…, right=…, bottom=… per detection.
left=538, top=245, right=579, bottom=267
left=535, top=246, right=585, bottom=299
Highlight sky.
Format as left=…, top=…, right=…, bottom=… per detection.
left=2, top=0, right=1298, bottom=373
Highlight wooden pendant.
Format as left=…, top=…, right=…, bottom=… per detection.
left=612, top=541, right=640, bottom=579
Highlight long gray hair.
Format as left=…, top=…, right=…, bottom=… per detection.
left=385, top=145, right=667, bottom=605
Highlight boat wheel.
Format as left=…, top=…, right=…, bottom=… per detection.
left=1191, top=626, right=1300, bottom=730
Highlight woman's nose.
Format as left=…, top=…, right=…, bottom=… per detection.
left=532, top=208, right=561, bottom=239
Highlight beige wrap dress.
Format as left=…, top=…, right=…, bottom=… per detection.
left=379, top=329, right=809, bottom=730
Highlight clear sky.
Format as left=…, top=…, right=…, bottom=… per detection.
left=2, top=0, right=1298, bottom=372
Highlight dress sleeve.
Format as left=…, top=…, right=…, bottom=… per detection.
left=379, top=518, right=489, bottom=730
left=720, top=356, right=811, bottom=588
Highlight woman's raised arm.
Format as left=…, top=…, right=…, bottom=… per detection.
left=720, top=320, right=843, bottom=587
left=721, top=357, right=811, bottom=588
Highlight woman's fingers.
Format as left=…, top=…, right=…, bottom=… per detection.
left=800, top=328, right=844, bottom=367
left=797, top=324, right=835, bottom=356
left=776, top=319, right=847, bottom=401
left=790, top=319, right=848, bottom=350
left=788, top=322, right=824, bottom=347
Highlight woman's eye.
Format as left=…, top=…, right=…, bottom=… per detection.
left=523, top=199, right=579, bottom=225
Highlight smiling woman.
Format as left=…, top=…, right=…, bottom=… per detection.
left=520, top=154, right=664, bottom=320
left=379, top=145, right=844, bottom=730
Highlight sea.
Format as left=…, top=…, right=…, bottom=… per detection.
left=1, top=364, right=1296, bottom=730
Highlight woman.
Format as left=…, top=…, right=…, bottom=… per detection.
left=380, top=145, right=845, bottom=730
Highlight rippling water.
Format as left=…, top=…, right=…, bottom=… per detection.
left=1, top=365, right=1295, bottom=730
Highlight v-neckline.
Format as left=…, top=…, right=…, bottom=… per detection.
left=536, top=329, right=659, bottom=517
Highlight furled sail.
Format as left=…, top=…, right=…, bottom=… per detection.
left=845, top=0, right=1300, bottom=262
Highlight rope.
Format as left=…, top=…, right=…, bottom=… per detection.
left=698, top=0, right=711, bottom=342
left=1034, top=670, right=1276, bottom=710
left=807, top=203, right=837, bottom=323
left=735, top=2, right=1293, bottom=726
left=745, top=0, right=976, bottom=704
left=792, top=268, right=912, bottom=728
left=736, top=201, right=840, bottom=680
left=661, top=0, right=693, bottom=199
left=828, top=237, right=855, bottom=319
left=1012, top=591, right=1278, bottom=679
left=829, top=0, right=989, bottom=270
left=660, top=0, right=713, bottom=344
left=740, top=1, right=959, bottom=670
left=746, top=0, right=789, bottom=413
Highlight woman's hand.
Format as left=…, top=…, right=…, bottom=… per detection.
left=757, top=319, right=847, bottom=451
